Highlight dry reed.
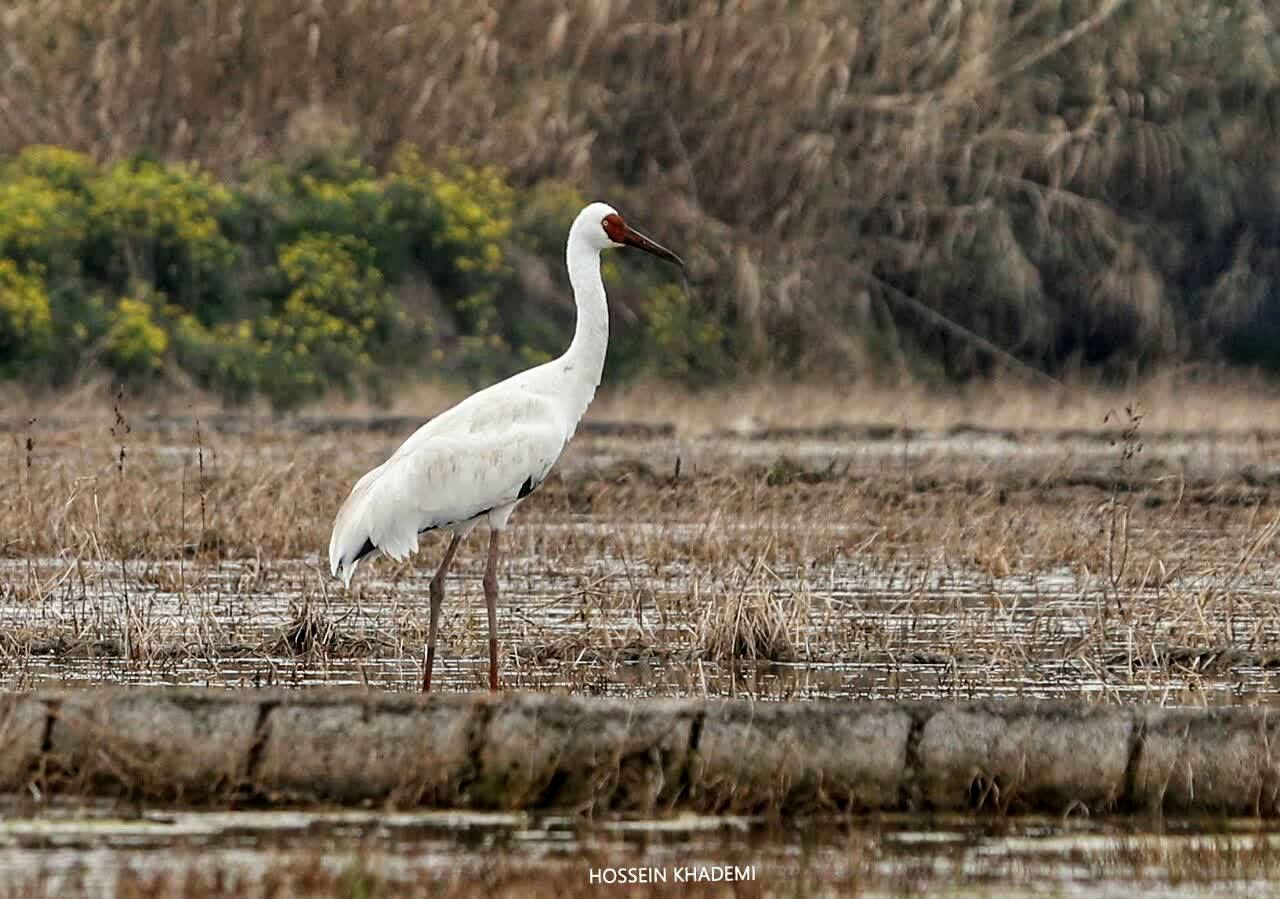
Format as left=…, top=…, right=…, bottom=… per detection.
left=2, top=1, right=1274, bottom=377
left=2, top=379, right=1280, bottom=704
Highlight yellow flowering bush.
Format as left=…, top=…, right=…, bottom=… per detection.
left=105, top=294, right=169, bottom=376
left=89, top=160, right=238, bottom=309
left=0, top=259, right=53, bottom=368
left=256, top=234, right=398, bottom=406
left=277, top=234, right=392, bottom=333
left=425, top=159, right=513, bottom=276
left=253, top=161, right=387, bottom=252
left=388, top=148, right=514, bottom=331
left=0, top=143, right=698, bottom=401
left=5, top=145, right=96, bottom=193
left=0, top=176, right=88, bottom=268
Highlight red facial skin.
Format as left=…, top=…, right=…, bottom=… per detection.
left=601, top=213, right=684, bottom=267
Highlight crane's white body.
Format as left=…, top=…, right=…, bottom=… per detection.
left=328, top=202, right=617, bottom=586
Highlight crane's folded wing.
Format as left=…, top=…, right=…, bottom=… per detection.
left=332, top=421, right=565, bottom=566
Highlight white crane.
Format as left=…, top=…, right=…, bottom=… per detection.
left=328, top=202, right=683, bottom=691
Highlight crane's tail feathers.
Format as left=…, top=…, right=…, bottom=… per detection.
left=328, top=459, right=424, bottom=587
left=336, top=557, right=359, bottom=588
left=329, top=504, right=375, bottom=587
left=330, top=528, right=419, bottom=588
left=330, top=535, right=378, bottom=588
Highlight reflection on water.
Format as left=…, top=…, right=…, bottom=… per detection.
left=1, top=802, right=1279, bottom=897
left=2, top=532, right=1280, bottom=706
left=5, top=527, right=1280, bottom=705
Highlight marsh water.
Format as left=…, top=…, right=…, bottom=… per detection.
left=4, top=802, right=1280, bottom=897
left=8, top=421, right=1280, bottom=894
left=4, top=531, right=1280, bottom=704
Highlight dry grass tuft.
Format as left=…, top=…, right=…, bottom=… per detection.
left=697, top=562, right=805, bottom=662
left=276, top=600, right=341, bottom=657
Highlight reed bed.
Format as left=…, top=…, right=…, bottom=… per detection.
left=3, top=1, right=1278, bottom=379
left=3, top=381, right=1280, bottom=704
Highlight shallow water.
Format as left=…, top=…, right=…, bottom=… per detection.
left=9, top=424, right=1280, bottom=895
left=1, top=802, right=1278, bottom=897
left=4, top=522, right=1280, bottom=705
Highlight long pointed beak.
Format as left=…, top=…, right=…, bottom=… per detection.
left=621, top=225, right=684, bottom=268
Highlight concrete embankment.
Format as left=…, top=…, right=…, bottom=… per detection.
left=1, top=688, right=1276, bottom=816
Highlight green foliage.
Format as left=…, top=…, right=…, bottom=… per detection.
left=276, top=234, right=392, bottom=335
left=0, top=148, right=99, bottom=378
left=257, top=234, right=398, bottom=407
left=427, top=157, right=514, bottom=277
left=636, top=283, right=731, bottom=386
left=243, top=157, right=387, bottom=259
left=0, top=144, right=692, bottom=404
left=396, top=147, right=515, bottom=336
left=0, top=176, right=88, bottom=270
left=170, top=314, right=262, bottom=404
left=5, top=145, right=97, bottom=193
left=0, top=260, right=53, bottom=372
left=105, top=293, right=169, bottom=377
left=87, top=159, right=238, bottom=314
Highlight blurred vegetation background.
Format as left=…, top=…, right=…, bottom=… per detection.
left=1, top=0, right=1279, bottom=407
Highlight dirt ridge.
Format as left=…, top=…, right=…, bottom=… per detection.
left=1, top=688, right=1276, bottom=817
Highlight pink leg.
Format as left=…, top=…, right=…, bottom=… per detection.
left=483, top=529, right=502, bottom=691
left=422, top=534, right=463, bottom=693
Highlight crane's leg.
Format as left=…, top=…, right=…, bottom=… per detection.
left=423, top=533, right=463, bottom=693
left=483, top=529, right=502, bottom=691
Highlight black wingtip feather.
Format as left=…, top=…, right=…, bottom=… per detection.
left=352, top=537, right=377, bottom=564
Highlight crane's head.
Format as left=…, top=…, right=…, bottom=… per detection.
left=574, top=202, right=684, bottom=267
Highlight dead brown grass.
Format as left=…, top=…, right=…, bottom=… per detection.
left=587, top=369, right=1280, bottom=436
left=3, top=379, right=1280, bottom=701
left=14, top=368, right=1280, bottom=435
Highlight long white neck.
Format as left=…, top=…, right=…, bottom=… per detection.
left=559, top=234, right=609, bottom=423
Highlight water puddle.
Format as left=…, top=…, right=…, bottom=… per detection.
left=5, top=525, right=1280, bottom=704
left=1, top=802, right=1278, bottom=896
